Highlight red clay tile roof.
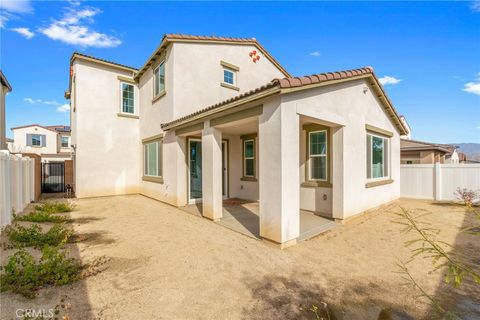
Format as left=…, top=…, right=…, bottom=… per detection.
left=274, top=67, right=374, bottom=88
left=71, top=52, right=138, bottom=71
left=161, top=66, right=408, bottom=136
left=135, top=34, right=291, bottom=79
left=11, top=124, right=70, bottom=133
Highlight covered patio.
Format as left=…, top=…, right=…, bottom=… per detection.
left=180, top=199, right=336, bottom=241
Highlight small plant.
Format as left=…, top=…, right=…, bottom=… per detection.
left=15, top=210, right=69, bottom=223
left=6, top=223, right=72, bottom=248
left=454, top=187, right=479, bottom=209
left=0, top=246, right=81, bottom=298
left=34, top=202, right=74, bottom=214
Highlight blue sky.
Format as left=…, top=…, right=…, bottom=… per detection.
left=1, top=0, right=479, bottom=143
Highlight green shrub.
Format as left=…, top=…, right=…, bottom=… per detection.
left=34, top=202, right=74, bottom=214
left=0, top=247, right=81, bottom=298
left=6, top=224, right=72, bottom=248
left=15, top=211, right=69, bottom=223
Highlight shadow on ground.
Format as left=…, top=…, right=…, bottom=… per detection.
left=241, top=272, right=413, bottom=320
left=427, top=207, right=480, bottom=320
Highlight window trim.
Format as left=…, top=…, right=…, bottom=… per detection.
left=153, top=61, right=166, bottom=100
left=241, top=133, right=257, bottom=182
left=142, top=135, right=164, bottom=184
left=31, top=134, right=42, bottom=147
left=60, top=136, right=69, bottom=148
left=302, top=124, right=331, bottom=188
left=308, top=130, right=328, bottom=182
left=366, top=132, right=390, bottom=182
left=119, top=81, right=135, bottom=115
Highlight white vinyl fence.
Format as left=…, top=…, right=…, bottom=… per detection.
left=0, top=150, right=35, bottom=227
left=401, top=163, right=480, bottom=200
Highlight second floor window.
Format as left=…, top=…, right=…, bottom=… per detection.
left=27, top=134, right=45, bottom=147
left=61, top=136, right=69, bottom=148
left=223, top=68, right=235, bottom=85
left=121, top=83, right=135, bottom=114
left=31, top=134, right=42, bottom=146
left=154, top=62, right=165, bottom=97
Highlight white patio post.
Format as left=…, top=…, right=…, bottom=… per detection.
left=258, top=99, right=300, bottom=247
left=332, top=126, right=345, bottom=219
left=201, top=122, right=223, bottom=221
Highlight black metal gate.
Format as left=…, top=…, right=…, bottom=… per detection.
left=42, top=162, right=65, bottom=193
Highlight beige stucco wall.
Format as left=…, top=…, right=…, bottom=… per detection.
left=284, top=79, right=402, bottom=219
left=136, top=42, right=285, bottom=205
left=72, top=60, right=140, bottom=198
left=171, top=42, right=285, bottom=119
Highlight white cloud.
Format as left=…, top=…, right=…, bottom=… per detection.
left=463, top=72, right=480, bottom=96
left=0, top=0, right=33, bottom=28
left=24, top=98, right=60, bottom=105
left=12, top=27, right=34, bottom=39
left=57, top=104, right=71, bottom=113
left=379, top=76, right=401, bottom=86
left=0, top=0, right=33, bottom=14
left=39, top=6, right=122, bottom=48
left=310, top=51, right=321, bottom=57
left=472, top=0, right=480, bottom=12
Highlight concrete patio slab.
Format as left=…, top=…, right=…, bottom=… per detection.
left=179, top=199, right=335, bottom=241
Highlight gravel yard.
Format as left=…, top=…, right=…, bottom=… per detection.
left=1, top=195, right=478, bottom=319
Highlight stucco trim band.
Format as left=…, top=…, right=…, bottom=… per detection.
left=117, top=113, right=139, bottom=119
left=142, top=133, right=164, bottom=143
left=220, top=60, right=240, bottom=71
left=142, top=176, right=164, bottom=184
left=365, top=124, right=393, bottom=137
left=175, top=123, right=205, bottom=136
left=220, top=82, right=240, bottom=91
left=210, top=106, right=262, bottom=127
left=365, top=179, right=394, bottom=188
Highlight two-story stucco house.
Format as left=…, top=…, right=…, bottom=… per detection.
left=9, top=124, right=72, bottom=162
left=67, top=34, right=408, bottom=247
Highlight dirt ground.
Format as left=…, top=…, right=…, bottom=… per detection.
left=1, top=195, right=479, bottom=319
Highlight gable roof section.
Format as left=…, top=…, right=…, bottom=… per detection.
left=11, top=124, right=70, bottom=133
left=134, top=34, right=291, bottom=80
left=161, top=66, right=409, bottom=135
left=70, top=52, right=138, bottom=72
left=0, top=70, right=12, bottom=92
left=400, top=138, right=454, bottom=154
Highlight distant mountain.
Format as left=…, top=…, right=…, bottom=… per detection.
left=455, top=143, right=480, bottom=161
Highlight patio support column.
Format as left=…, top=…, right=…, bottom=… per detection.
left=259, top=99, right=300, bottom=247
left=201, top=122, right=223, bottom=221
left=332, top=126, right=345, bottom=219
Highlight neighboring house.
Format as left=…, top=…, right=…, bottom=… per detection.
left=66, top=34, right=408, bottom=246
left=400, top=138, right=454, bottom=164
left=9, top=124, right=72, bottom=162
left=1, top=70, right=12, bottom=150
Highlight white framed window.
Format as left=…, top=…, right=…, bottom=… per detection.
left=120, top=82, right=135, bottom=114
left=367, top=133, right=390, bottom=180
left=61, top=136, right=69, bottom=148
left=144, top=139, right=163, bottom=178
left=308, top=130, right=327, bottom=181
left=223, top=68, right=236, bottom=86
left=31, top=134, right=42, bottom=146
left=243, top=139, right=255, bottom=177
left=154, top=62, right=165, bottom=97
